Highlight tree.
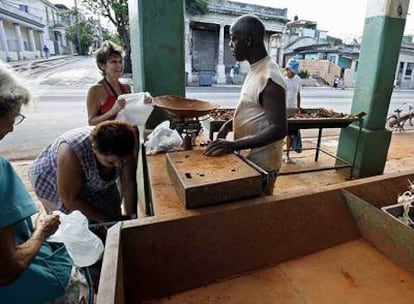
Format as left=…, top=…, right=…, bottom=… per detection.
left=103, top=31, right=121, bottom=46
left=185, top=0, right=209, bottom=16
left=59, top=9, right=95, bottom=55
left=79, top=0, right=131, bottom=73
left=77, top=0, right=210, bottom=73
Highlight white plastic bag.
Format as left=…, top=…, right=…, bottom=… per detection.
left=116, top=92, right=153, bottom=126
left=48, top=210, right=104, bottom=267
left=145, top=121, right=183, bottom=155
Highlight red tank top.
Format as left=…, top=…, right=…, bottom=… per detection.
left=99, top=80, right=126, bottom=115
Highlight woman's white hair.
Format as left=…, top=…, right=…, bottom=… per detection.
left=0, top=61, right=30, bottom=116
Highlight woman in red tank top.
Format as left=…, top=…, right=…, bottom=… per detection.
left=87, top=41, right=131, bottom=126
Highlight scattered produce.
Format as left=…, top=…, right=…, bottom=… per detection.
left=288, top=108, right=357, bottom=119
left=209, top=108, right=235, bottom=120
left=208, top=108, right=357, bottom=121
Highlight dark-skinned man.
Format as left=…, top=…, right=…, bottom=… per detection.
left=204, top=14, right=287, bottom=195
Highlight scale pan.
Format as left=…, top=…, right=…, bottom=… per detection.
left=153, top=95, right=218, bottom=118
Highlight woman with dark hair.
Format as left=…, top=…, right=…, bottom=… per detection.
left=29, top=121, right=138, bottom=223
left=0, top=63, right=89, bottom=303
left=87, top=41, right=132, bottom=126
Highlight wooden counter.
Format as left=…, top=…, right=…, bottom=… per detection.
left=143, top=144, right=265, bottom=217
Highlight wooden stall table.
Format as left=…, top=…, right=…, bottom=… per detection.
left=139, top=137, right=265, bottom=217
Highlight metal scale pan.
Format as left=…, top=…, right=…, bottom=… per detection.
left=152, top=95, right=218, bottom=119
left=152, top=95, right=219, bottom=149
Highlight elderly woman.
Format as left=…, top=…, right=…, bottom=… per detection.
left=0, top=64, right=88, bottom=303
left=29, top=120, right=138, bottom=223
left=87, top=40, right=132, bottom=126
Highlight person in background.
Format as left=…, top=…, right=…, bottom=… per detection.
left=87, top=41, right=132, bottom=126
left=204, top=14, right=287, bottom=195
left=0, top=63, right=88, bottom=303
left=43, top=45, right=50, bottom=59
left=29, top=121, right=138, bottom=224
left=284, top=57, right=303, bottom=164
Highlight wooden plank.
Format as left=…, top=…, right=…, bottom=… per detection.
left=166, top=150, right=263, bottom=208
left=343, top=189, right=414, bottom=273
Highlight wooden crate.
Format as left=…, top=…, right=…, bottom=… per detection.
left=166, top=150, right=263, bottom=208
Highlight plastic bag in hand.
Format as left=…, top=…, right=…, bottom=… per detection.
left=47, top=210, right=104, bottom=267
left=116, top=92, right=153, bottom=126
left=145, top=121, right=183, bottom=155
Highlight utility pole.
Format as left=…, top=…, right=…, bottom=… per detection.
left=74, top=0, right=81, bottom=54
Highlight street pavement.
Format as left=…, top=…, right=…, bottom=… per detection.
left=2, top=56, right=414, bottom=161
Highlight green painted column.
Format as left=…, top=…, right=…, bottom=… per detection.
left=337, top=0, right=410, bottom=177
left=129, top=0, right=185, bottom=128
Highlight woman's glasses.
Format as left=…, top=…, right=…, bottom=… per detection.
left=14, top=113, right=26, bottom=125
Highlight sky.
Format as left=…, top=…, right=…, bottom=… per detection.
left=236, top=0, right=414, bottom=39
left=52, top=0, right=414, bottom=39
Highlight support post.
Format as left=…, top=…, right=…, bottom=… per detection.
left=216, top=23, right=226, bottom=84
left=337, top=0, right=410, bottom=177
left=14, top=23, right=24, bottom=60
left=0, top=19, right=10, bottom=60
left=129, top=0, right=185, bottom=129
left=184, top=16, right=193, bottom=85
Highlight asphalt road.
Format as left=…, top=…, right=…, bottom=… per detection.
left=1, top=56, right=414, bottom=160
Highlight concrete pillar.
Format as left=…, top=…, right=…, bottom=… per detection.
left=28, top=29, right=36, bottom=52
left=267, top=33, right=272, bottom=56
left=337, top=0, right=410, bottom=177
left=402, top=61, right=408, bottom=82
left=129, top=0, right=185, bottom=128
left=216, top=23, right=226, bottom=84
left=0, top=19, right=10, bottom=60
left=39, top=32, right=45, bottom=58
left=184, top=16, right=193, bottom=84
left=14, top=23, right=24, bottom=60
left=278, top=30, right=286, bottom=67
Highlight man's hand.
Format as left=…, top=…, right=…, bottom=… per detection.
left=204, top=139, right=235, bottom=156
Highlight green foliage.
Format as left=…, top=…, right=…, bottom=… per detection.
left=103, top=31, right=121, bottom=46
left=185, top=0, right=209, bottom=16
left=79, top=0, right=129, bottom=34
left=299, top=69, right=309, bottom=79
left=67, top=20, right=95, bottom=55
left=78, top=0, right=131, bottom=72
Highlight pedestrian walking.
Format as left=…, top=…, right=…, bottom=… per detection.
left=43, top=45, right=50, bottom=59
left=284, top=57, right=303, bottom=164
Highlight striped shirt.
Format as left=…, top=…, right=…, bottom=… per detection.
left=29, top=127, right=121, bottom=216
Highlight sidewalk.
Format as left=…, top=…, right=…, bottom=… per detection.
left=7, top=55, right=80, bottom=75
left=275, top=131, right=414, bottom=195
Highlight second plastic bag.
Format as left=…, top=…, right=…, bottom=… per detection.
left=48, top=210, right=104, bottom=267
left=145, top=121, right=183, bottom=154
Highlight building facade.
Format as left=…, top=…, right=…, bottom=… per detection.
left=0, top=0, right=73, bottom=62
left=185, top=0, right=288, bottom=85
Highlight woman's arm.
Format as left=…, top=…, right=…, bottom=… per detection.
left=57, top=143, right=113, bottom=222
left=87, top=85, right=119, bottom=126
left=120, top=152, right=138, bottom=217
left=0, top=214, right=60, bottom=285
